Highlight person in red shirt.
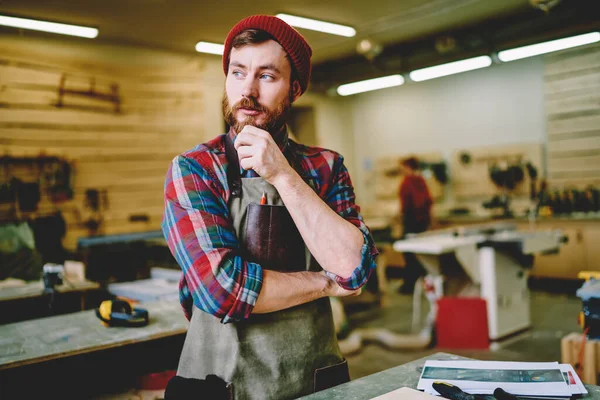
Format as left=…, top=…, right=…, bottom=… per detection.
left=398, top=156, right=432, bottom=294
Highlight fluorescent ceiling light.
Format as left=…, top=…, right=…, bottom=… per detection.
left=195, top=41, right=225, bottom=55
left=409, top=56, right=492, bottom=82
left=498, top=32, right=600, bottom=62
left=276, top=13, right=356, bottom=37
left=337, top=75, right=404, bottom=96
left=0, top=15, right=98, bottom=38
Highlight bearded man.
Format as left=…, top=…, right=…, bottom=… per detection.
left=162, top=15, right=378, bottom=400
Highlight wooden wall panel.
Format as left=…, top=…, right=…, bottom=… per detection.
left=0, top=46, right=208, bottom=250
left=545, top=43, right=600, bottom=189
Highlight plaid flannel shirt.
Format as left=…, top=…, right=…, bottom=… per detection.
left=162, top=130, right=378, bottom=323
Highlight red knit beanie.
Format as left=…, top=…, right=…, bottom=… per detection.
left=223, top=15, right=313, bottom=94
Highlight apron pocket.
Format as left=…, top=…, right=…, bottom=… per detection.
left=165, top=375, right=233, bottom=400
left=313, top=358, right=350, bottom=393
left=243, top=203, right=306, bottom=271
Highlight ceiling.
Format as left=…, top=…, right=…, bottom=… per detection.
left=0, top=0, right=597, bottom=89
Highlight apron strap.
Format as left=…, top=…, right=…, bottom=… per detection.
left=224, top=134, right=242, bottom=198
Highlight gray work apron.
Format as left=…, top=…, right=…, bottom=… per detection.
left=176, top=134, right=348, bottom=400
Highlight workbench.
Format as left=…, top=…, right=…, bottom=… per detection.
left=0, top=279, right=104, bottom=324
left=0, top=300, right=188, bottom=398
left=298, top=352, right=600, bottom=399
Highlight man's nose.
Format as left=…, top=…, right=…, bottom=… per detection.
left=241, top=76, right=258, bottom=98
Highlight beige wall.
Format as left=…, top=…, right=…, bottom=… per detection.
left=344, top=56, right=546, bottom=205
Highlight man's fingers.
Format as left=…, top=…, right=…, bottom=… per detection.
left=240, top=125, right=270, bottom=138
left=239, top=157, right=254, bottom=171
left=236, top=145, right=254, bottom=160
left=234, top=131, right=257, bottom=150
left=234, top=126, right=272, bottom=150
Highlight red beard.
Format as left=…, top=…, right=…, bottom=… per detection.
left=222, top=92, right=291, bottom=134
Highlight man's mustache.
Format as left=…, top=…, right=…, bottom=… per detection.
left=233, top=97, right=267, bottom=112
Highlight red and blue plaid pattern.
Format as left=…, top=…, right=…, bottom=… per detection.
left=162, top=131, right=378, bottom=323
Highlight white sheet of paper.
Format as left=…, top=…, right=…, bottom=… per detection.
left=370, top=387, right=438, bottom=399
left=417, top=360, right=571, bottom=396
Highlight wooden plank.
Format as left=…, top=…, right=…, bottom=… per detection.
left=549, top=168, right=600, bottom=179
left=0, top=87, right=59, bottom=105
left=544, top=42, right=600, bottom=65
left=544, top=73, right=600, bottom=95
left=546, top=85, right=600, bottom=103
left=0, top=102, right=204, bottom=118
left=545, top=45, right=600, bottom=76
left=545, top=93, right=600, bottom=115
left=547, top=155, right=600, bottom=171
left=72, top=173, right=166, bottom=189
left=1, top=144, right=192, bottom=159
left=0, top=280, right=99, bottom=302
left=547, top=130, right=600, bottom=143
left=76, top=170, right=169, bottom=186
left=77, top=159, right=173, bottom=174
left=0, top=87, right=202, bottom=115
left=0, top=64, right=62, bottom=86
left=0, top=120, right=189, bottom=133
left=0, top=54, right=202, bottom=91
left=0, top=106, right=205, bottom=126
left=1, top=81, right=204, bottom=107
left=547, top=114, right=600, bottom=135
left=0, top=129, right=200, bottom=144
left=547, top=109, right=600, bottom=122
left=545, top=66, right=600, bottom=83
left=0, top=133, right=200, bottom=151
left=547, top=137, right=600, bottom=153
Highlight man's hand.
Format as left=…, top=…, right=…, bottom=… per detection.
left=323, top=274, right=361, bottom=298
left=234, top=126, right=294, bottom=184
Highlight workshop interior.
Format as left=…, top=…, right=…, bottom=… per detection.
left=0, top=0, right=599, bottom=399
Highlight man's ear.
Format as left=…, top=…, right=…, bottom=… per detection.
left=291, top=80, right=302, bottom=103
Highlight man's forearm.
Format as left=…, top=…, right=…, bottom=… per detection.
left=273, top=171, right=364, bottom=279
left=253, top=270, right=329, bottom=314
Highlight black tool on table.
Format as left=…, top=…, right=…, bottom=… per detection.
left=432, top=381, right=487, bottom=400
left=493, top=387, right=519, bottom=400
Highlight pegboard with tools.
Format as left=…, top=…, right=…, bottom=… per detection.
left=451, top=143, right=543, bottom=200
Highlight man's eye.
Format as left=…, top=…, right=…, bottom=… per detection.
left=260, top=74, right=273, bottom=80
left=232, top=71, right=243, bottom=77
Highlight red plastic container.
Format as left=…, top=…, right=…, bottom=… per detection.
left=436, top=297, right=489, bottom=349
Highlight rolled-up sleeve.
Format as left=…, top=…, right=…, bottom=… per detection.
left=323, top=155, right=378, bottom=290
left=161, top=154, right=263, bottom=323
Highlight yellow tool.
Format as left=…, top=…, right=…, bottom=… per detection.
left=96, top=299, right=149, bottom=327
left=578, top=271, right=600, bottom=281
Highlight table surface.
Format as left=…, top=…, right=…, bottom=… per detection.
left=0, top=279, right=100, bottom=302
left=298, top=352, right=600, bottom=399
left=0, top=300, right=188, bottom=370
left=393, top=235, right=484, bottom=254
